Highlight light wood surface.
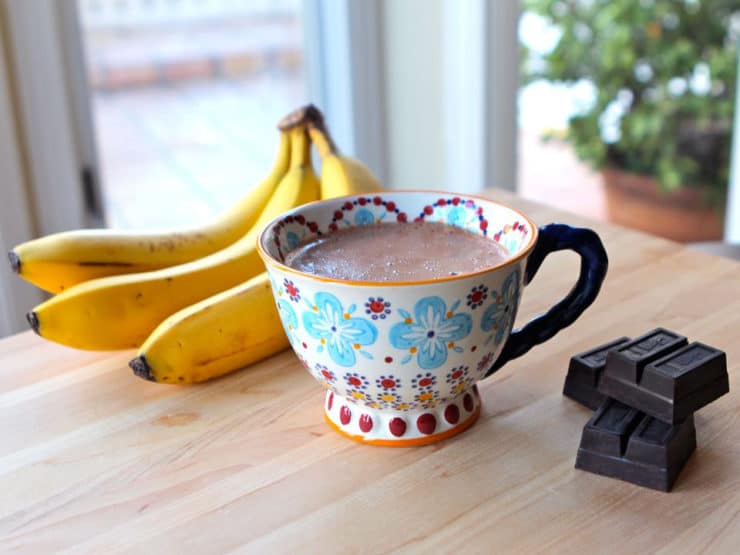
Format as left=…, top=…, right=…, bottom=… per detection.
left=1, top=190, right=739, bottom=553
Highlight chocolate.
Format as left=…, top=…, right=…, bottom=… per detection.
left=563, top=337, right=631, bottom=409
left=575, top=398, right=696, bottom=492
left=600, top=340, right=728, bottom=424
left=603, top=328, right=688, bottom=383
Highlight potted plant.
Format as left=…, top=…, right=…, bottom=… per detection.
left=522, top=0, right=738, bottom=242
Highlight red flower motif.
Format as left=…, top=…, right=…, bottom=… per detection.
left=315, top=364, right=337, bottom=385
left=477, top=352, right=495, bottom=373
left=412, top=372, right=437, bottom=390
left=446, top=366, right=470, bottom=385
left=364, top=296, right=391, bottom=320
left=343, top=371, right=369, bottom=390
left=375, top=374, right=401, bottom=391
left=466, top=285, right=488, bottom=309
left=283, top=279, right=300, bottom=302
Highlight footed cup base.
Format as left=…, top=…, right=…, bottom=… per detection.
left=323, top=386, right=481, bottom=447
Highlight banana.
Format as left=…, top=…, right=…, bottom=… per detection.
left=304, top=108, right=383, bottom=199
left=28, top=125, right=320, bottom=350
left=129, top=272, right=289, bottom=384
left=8, top=131, right=291, bottom=293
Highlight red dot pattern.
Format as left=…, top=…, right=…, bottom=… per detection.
left=445, top=404, right=460, bottom=424
left=327, top=388, right=479, bottom=440
left=359, top=414, right=373, bottom=433
left=389, top=418, right=407, bottom=437
left=340, top=406, right=351, bottom=425
left=463, top=394, right=474, bottom=412
left=416, top=414, right=436, bottom=435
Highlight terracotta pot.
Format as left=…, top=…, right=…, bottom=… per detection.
left=602, top=168, right=724, bottom=242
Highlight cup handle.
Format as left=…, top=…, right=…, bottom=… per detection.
left=485, top=223, right=608, bottom=378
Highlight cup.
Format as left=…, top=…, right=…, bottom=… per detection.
left=258, top=191, right=607, bottom=446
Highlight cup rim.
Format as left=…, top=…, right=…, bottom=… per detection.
left=257, top=189, right=539, bottom=287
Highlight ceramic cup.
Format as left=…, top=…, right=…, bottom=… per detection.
left=258, top=191, right=607, bottom=446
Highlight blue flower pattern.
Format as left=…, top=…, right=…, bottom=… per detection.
left=446, top=206, right=467, bottom=226
left=481, top=270, right=521, bottom=345
left=389, top=297, right=472, bottom=369
left=268, top=274, right=300, bottom=343
left=303, top=292, right=378, bottom=367
left=285, top=231, right=300, bottom=250
left=354, top=208, right=375, bottom=226
left=277, top=298, right=298, bottom=341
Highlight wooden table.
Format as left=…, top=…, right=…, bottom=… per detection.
left=1, top=191, right=739, bottom=553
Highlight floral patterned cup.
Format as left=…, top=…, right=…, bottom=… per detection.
left=258, top=191, right=608, bottom=446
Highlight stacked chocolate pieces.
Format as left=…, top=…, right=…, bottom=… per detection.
left=564, top=328, right=729, bottom=491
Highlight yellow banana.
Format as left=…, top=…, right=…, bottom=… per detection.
left=9, top=132, right=291, bottom=293
left=29, top=125, right=320, bottom=350
left=304, top=108, right=383, bottom=199
left=129, top=272, right=289, bottom=384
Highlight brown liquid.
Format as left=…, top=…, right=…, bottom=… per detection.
left=284, top=221, right=509, bottom=282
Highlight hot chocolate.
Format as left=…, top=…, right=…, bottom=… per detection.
left=284, top=221, right=510, bottom=282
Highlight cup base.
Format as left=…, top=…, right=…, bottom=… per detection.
left=323, top=386, right=481, bottom=447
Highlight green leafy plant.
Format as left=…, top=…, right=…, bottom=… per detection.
left=522, top=0, right=739, bottom=203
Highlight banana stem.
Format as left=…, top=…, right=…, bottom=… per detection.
left=289, top=126, right=310, bottom=169
left=307, top=123, right=338, bottom=159
left=278, top=104, right=323, bottom=131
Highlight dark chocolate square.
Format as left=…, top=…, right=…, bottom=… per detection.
left=575, top=398, right=696, bottom=492
left=563, top=337, right=631, bottom=409
left=600, top=341, right=729, bottom=423
left=604, top=328, right=688, bottom=382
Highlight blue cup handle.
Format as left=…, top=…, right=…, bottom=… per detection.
left=485, top=223, right=608, bottom=378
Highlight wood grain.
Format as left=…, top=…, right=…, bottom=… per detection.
left=1, top=190, right=738, bottom=553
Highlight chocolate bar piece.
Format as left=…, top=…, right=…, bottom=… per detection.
left=575, top=398, right=696, bottom=492
left=603, top=328, right=688, bottom=382
left=600, top=340, right=728, bottom=424
left=563, top=337, right=631, bottom=409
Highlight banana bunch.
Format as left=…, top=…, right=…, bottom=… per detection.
left=8, top=105, right=383, bottom=384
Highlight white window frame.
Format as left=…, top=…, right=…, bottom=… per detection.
left=303, top=0, right=389, bottom=184
left=2, top=0, right=95, bottom=235
left=0, top=12, right=45, bottom=335
left=443, top=0, right=519, bottom=192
